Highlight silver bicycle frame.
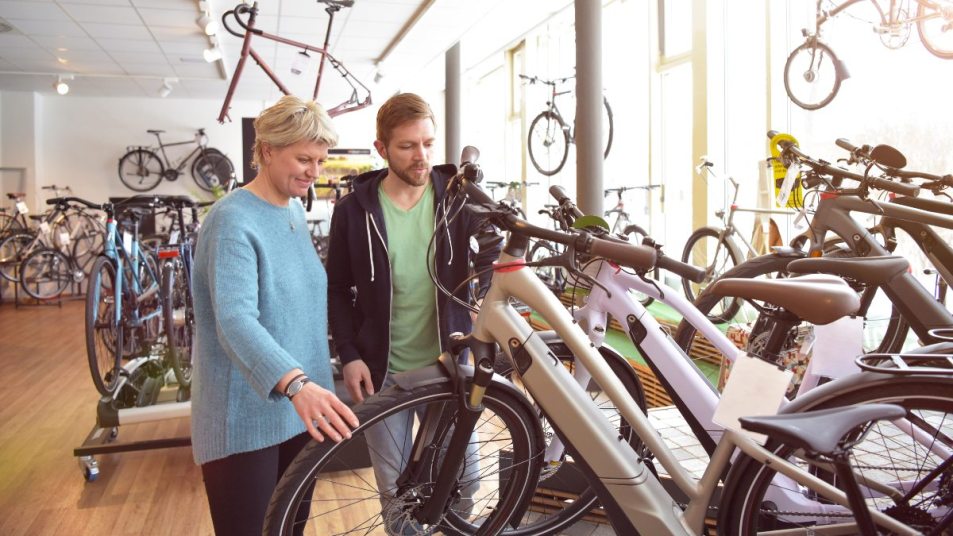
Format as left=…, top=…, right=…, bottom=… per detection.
left=471, top=251, right=918, bottom=535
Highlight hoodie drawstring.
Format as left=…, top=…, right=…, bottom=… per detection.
left=366, top=212, right=375, bottom=282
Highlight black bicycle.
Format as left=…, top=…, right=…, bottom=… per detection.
left=520, top=74, right=613, bottom=176
left=117, top=128, right=234, bottom=192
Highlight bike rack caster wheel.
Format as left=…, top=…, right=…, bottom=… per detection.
left=108, top=427, right=119, bottom=441
left=79, top=456, right=100, bottom=482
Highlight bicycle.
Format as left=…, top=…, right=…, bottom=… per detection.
left=680, top=158, right=798, bottom=322
left=264, top=147, right=953, bottom=535
left=519, top=74, right=613, bottom=176
left=676, top=132, right=953, bottom=364
left=604, top=185, right=663, bottom=306
left=218, top=1, right=372, bottom=123
left=74, top=196, right=166, bottom=396
left=785, top=0, right=953, bottom=110
left=117, top=128, right=234, bottom=192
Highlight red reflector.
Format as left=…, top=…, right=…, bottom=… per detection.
left=157, top=249, right=179, bottom=259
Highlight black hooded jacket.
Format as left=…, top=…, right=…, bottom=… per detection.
left=325, top=164, right=500, bottom=390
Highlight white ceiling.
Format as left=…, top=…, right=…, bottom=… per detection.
left=0, top=0, right=519, bottom=100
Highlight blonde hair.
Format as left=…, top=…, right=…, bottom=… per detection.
left=251, top=95, right=339, bottom=170
left=376, top=93, right=436, bottom=146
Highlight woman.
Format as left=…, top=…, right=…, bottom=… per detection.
left=191, top=95, right=358, bottom=535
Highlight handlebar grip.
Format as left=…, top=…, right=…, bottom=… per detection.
left=549, top=185, right=571, bottom=204
left=589, top=237, right=657, bottom=271
left=835, top=138, right=857, bottom=152
left=655, top=255, right=706, bottom=284
left=45, top=198, right=58, bottom=205
left=867, top=177, right=920, bottom=197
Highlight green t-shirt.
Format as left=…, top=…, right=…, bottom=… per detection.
left=379, top=183, right=442, bottom=373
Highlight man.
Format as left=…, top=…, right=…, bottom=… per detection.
left=325, top=92, right=499, bottom=533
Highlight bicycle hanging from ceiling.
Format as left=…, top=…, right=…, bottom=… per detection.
left=217, top=0, right=373, bottom=123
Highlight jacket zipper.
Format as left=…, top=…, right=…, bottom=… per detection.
left=368, top=213, right=393, bottom=380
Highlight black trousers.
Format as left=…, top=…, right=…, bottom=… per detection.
left=201, top=432, right=314, bottom=536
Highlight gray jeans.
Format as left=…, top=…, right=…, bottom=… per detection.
left=366, top=373, right=481, bottom=524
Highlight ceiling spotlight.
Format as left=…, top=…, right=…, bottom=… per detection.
left=158, top=77, right=178, bottom=98
left=197, top=13, right=218, bottom=36
left=53, top=74, right=73, bottom=95
left=203, top=45, right=223, bottom=63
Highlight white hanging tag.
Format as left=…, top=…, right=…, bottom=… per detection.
left=169, top=230, right=180, bottom=245
left=122, top=231, right=133, bottom=254
left=58, top=231, right=71, bottom=246
left=776, top=164, right=799, bottom=208
left=810, top=316, right=864, bottom=379
left=39, top=221, right=51, bottom=234
left=713, top=351, right=793, bottom=444
left=16, top=201, right=29, bottom=215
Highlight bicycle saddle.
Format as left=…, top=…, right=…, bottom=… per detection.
left=787, top=255, right=910, bottom=286
left=707, top=274, right=859, bottom=325
left=739, top=403, right=906, bottom=456
left=146, top=129, right=165, bottom=134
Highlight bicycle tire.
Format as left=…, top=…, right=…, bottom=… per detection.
left=264, top=379, right=544, bottom=536
left=136, top=248, right=163, bottom=346
left=917, top=1, right=953, bottom=59
left=18, top=247, right=72, bottom=300
left=783, top=40, right=843, bottom=111
left=602, top=96, right=614, bottom=160
left=680, top=226, right=743, bottom=322
left=528, top=111, right=570, bottom=176
left=118, top=149, right=164, bottom=192
left=161, top=260, right=193, bottom=389
left=527, top=240, right=565, bottom=295
left=86, top=256, right=123, bottom=396
left=191, top=150, right=234, bottom=192
left=0, top=231, right=34, bottom=282
left=622, top=224, right=658, bottom=307
left=718, top=375, right=953, bottom=535
left=494, top=344, right=647, bottom=536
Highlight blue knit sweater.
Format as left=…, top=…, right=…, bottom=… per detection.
left=190, top=189, right=332, bottom=465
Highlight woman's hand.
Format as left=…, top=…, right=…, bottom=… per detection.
left=291, top=383, right=359, bottom=443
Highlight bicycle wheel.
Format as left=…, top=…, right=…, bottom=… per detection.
left=191, top=151, right=234, bottom=192
left=526, top=240, right=565, bottom=295
left=264, top=379, right=544, bottom=536
left=917, top=0, right=953, bottom=59
left=118, top=149, right=164, bottom=192
left=136, top=248, right=163, bottom=346
left=0, top=231, right=34, bottom=282
left=719, top=375, right=953, bottom=535
left=528, top=112, right=570, bottom=176
left=680, top=227, right=743, bottom=322
left=86, top=256, right=123, bottom=396
left=783, top=40, right=843, bottom=111
left=622, top=224, right=659, bottom=307
left=494, top=344, right=647, bottom=535
left=18, top=247, right=73, bottom=300
left=162, top=259, right=193, bottom=389
left=68, top=215, right=105, bottom=276
left=602, top=97, right=614, bottom=160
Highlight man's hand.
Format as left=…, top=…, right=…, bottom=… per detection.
left=342, top=359, right=375, bottom=404
left=291, top=383, right=359, bottom=443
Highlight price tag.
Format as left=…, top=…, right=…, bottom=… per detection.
left=122, top=231, right=133, bottom=254
left=776, top=164, right=799, bottom=208
left=169, top=230, right=180, bottom=245
left=809, top=316, right=864, bottom=380
left=39, top=221, right=51, bottom=234
left=58, top=231, right=71, bottom=246
left=99, top=214, right=107, bottom=224
left=713, top=352, right=793, bottom=444
left=15, top=201, right=28, bottom=215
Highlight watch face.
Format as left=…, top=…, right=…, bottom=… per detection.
left=288, top=380, right=304, bottom=397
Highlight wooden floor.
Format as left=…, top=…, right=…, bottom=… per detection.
left=0, top=299, right=213, bottom=535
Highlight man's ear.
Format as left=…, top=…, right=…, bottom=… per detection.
left=373, top=140, right=387, bottom=161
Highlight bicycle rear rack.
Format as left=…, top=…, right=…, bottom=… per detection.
left=855, top=353, right=953, bottom=375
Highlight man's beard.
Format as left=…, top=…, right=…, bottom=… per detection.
left=393, top=162, right=430, bottom=187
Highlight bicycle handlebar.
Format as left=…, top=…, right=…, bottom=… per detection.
left=768, top=131, right=920, bottom=197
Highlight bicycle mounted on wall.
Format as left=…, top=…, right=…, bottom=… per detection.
left=217, top=1, right=372, bottom=124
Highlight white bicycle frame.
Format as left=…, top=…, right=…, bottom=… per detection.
left=471, top=250, right=917, bottom=535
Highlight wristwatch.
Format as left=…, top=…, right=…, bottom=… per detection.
left=285, top=375, right=311, bottom=399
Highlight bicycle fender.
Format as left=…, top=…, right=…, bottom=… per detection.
left=782, top=370, right=953, bottom=414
